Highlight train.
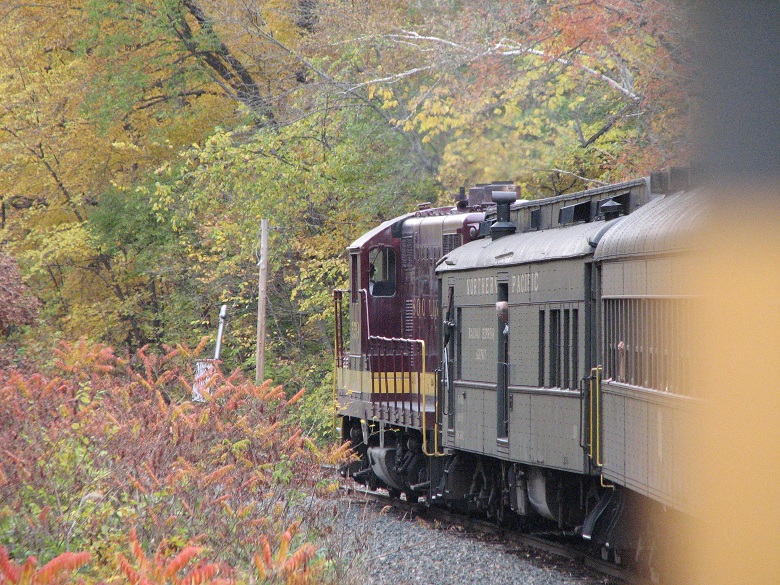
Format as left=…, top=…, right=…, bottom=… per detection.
left=333, top=168, right=700, bottom=571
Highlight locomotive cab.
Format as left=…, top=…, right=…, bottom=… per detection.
left=334, top=199, right=487, bottom=494
left=346, top=227, right=405, bottom=362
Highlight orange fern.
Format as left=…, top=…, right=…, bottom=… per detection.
left=251, top=523, right=323, bottom=584
left=260, top=536, right=273, bottom=567
left=162, top=548, right=202, bottom=581
left=284, top=388, right=306, bottom=407
left=142, top=462, right=161, bottom=488
left=275, top=528, right=291, bottom=565
left=18, top=557, right=36, bottom=585
left=129, top=528, right=151, bottom=575
left=203, top=465, right=235, bottom=487
left=178, top=564, right=220, bottom=585
left=208, top=495, right=231, bottom=508
left=36, top=552, right=91, bottom=584
left=323, top=440, right=355, bottom=466
left=284, top=429, right=303, bottom=448
left=0, top=547, right=22, bottom=583
left=117, top=530, right=227, bottom=585
left=284, top=543, right=316, bottom=575
left=252, top=552, right=267, bottom=581
left=0, top=547, right=90, bottom=585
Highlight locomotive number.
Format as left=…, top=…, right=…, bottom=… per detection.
left=413, top=297, right=438, bottom=318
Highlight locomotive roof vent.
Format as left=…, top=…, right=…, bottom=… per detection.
left=558, top=200, right=591, bottom=225
left=455, top=186, right=468, bottom=210
left=468, top=182, right=514, bottom=207
left=491, top=190, right=517, bottom=240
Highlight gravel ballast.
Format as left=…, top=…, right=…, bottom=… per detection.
left=328, top=495, right=610, bottom=585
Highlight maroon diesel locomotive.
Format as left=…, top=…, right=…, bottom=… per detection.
left=333, top=188, right=494, bottom=497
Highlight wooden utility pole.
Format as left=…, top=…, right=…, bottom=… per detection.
left=256, top=219, right=268, bottom=384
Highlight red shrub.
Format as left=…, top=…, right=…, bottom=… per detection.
left=0, top=339, right=345, bottom=582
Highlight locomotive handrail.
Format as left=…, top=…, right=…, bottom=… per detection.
left=359, top=288, right=371, bottom=340
left=588, top=366, right=615, bottom=490
left=332, top=287, right=372, bottom=366
left=368, top=335, right=442, bottom=457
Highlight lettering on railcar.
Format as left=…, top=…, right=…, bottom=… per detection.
left=465, top=274, right=539, bottom=296
left=465, top=276, right=497, bottom=296
left=511, top=272, right=540, bottom=294
left=468, top=327, right=496, bottom=340
left=413, top=297, right=439, bottom=318
left=475, top=348, right=487, bottom=360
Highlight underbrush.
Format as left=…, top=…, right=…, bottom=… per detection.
left=0, top=339, right=352, bottom=584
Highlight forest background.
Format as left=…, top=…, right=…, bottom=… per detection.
left=1, top=0, right=692, bottom=413
left=1, top=0, right=693, bottom=581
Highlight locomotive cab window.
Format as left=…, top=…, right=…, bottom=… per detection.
left=368, top=246, right=396, bottom=297
left=350, top=254, right=359, bottom=303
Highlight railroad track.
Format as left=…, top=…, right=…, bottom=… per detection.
left=346, top=485, right=655, bottom=585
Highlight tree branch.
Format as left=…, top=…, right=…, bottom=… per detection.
left=379, top=30, right=642, bottom=103
left=166, top=0, right=277, bottom=125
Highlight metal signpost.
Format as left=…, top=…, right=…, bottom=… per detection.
left=192, top=304, right=228, bottom=402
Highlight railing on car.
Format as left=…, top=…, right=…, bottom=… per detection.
left=368, top=336, right=440, bottom=456
left=333, top=290, right=441, bottom=455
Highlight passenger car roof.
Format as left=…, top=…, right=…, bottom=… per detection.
left=594, top=190, right=705, bottom=261
left=438, top=219, right=612, bottom=272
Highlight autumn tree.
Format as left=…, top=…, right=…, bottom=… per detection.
left=145, top=105, right=437, bottom=383
left=1, top=0, right=694, bottom=380
left=0, top=0, right=311, bottom=350
left=308, top=0, right=693, bottom=195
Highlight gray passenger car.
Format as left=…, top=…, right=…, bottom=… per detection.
left=436, top=171, right=699, bottom=550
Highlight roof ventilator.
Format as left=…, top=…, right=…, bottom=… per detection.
left=529, top=208, right=542, bottom=230
left=559, top=200, right=591, bottom=225
left=600, top=199, right=623, bottom=221
left=491, top=190, right=517, bottom=240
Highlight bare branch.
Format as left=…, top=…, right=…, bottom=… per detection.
left=347, top=66, right=435, bottom=91
left=546, top=168, right=609, bottom=186
left=493, top=39, right=641, bottom=102
left=373, top=30, right=642, bottom=103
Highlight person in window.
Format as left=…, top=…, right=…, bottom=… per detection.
left=369, top=264, right=376, bottom=295
left=496, top=301, right=509, bottom=335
